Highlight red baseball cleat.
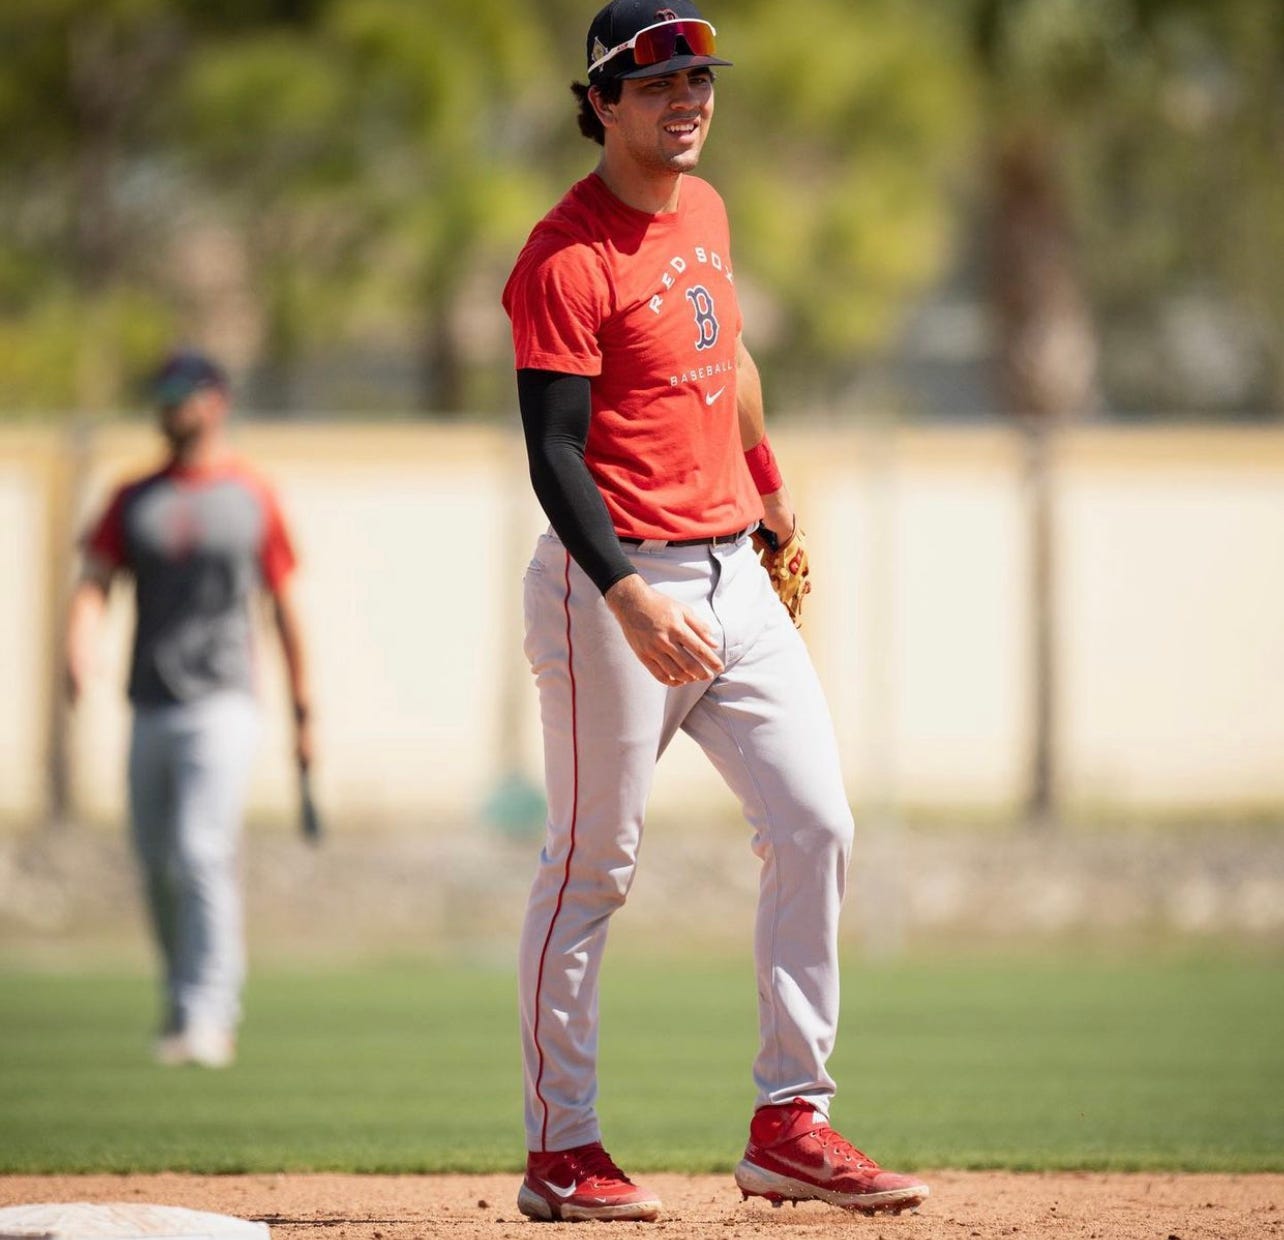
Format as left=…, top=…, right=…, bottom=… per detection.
left=734, top=1099, right=929, bottom=1216
left=518, top=1142, right=662, bottom=1222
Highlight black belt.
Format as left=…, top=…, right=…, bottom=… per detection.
left=619, top=526, right=753, bottom=548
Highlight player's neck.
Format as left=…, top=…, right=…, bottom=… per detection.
left=594, top=155, right=683, bottom=215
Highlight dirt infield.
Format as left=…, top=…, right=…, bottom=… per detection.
left=1, top=1173, right=1280, bottom=1240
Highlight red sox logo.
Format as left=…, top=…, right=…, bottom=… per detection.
left=656, top=8, right=679, bottom=19
left=685, top=285, right=720, bottom=351
left=165, top=497, right=200, bottom=560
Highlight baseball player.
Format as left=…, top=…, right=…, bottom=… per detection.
left=65, top=349, right=313, bottom=1068
left=502, top=0, right=928, bottom=1221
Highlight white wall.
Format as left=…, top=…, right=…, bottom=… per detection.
left=3, top=422, right=1283, bottom=828
left=1057, top=438, right=1284, bottom=807
left=0, top=451, right=50, bottom=820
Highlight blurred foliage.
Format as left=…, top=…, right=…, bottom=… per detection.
left=708, top=0, right=974, bottom=402
left=0, top=0, right=1278, bottom=417
left=967, top=0, right=1284, bottom=417
left=1063, top=0, right=1284, bottom=413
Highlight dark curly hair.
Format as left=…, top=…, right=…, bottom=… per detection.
left=570, top=78, right=623, bottom=145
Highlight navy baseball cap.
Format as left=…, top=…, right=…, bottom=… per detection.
left=586, top=0, right=732, bottom=82
left=148, top=349, right=228, bottom=405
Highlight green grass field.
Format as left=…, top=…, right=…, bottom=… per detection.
left=1, top=953, right=1280, bottom=1174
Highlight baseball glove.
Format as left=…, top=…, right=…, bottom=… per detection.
left=752, top=523, right=811, bottom=627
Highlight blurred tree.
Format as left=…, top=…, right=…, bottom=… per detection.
left=0, top=0, right=1276, bottom=419
left=175, top=28, right=366, bottom=411
left=972, top=0, right=1283, bottom=421
left=705, top=0, right=976, bottom=404
left=966, top=0, right=1117, bottom=831
left=1068, top=0, right=1284, bottom=414
left=323, top=0, right=556, bottom=414
left=0, top=0, right=980, bottom=415
left=0, top=0, right=337, bottom=414
left=0, top=0, right=185, bottom=411
left=960, top=0, right=1284, bottom=825
left=163, top=0, right=565, bottom=413
left=969, top=0, right=1119, bottom=422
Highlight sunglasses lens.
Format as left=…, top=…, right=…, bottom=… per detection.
left=632, top=20, right=717, bottom=67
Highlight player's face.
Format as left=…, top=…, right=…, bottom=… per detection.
left=158, top=388, right=227, bottom=451
left=608, top=67, right=715, bottom=175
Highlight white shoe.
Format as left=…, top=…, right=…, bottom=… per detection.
left=185, top=1026, right=237, bottom=1068
left=152, top=1027, right=236, bottom=1068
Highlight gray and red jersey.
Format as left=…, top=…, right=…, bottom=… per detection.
left=83, top=457, right=297, bottom=707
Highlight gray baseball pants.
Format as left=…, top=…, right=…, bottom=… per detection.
left=519, top=530, right=854, bottom=1152
left=128, top=690, right=260, bottom=1036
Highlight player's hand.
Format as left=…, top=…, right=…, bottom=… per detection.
left=604, top=574, right=724, bottom=686
left=752, top=520, right=811, bottom=628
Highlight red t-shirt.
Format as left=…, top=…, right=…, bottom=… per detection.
left=503, top=173, right=762, bottom=541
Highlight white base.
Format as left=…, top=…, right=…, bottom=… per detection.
left=0, top=1203, right=269, bottom=1240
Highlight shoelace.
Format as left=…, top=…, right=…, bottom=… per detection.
left=573, top=1145, right=634, bottom=1185
left=814, top=1126, right=877, bottom=1172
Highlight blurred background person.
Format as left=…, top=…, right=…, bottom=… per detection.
left=63, top=348, right=313, bottom=1068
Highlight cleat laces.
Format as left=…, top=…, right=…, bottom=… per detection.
left=573, top=1144, right=634, bottom=1186
left=815, top=1127, right=876, bottom=1172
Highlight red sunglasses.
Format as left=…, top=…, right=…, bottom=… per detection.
left=589, top=19, right=718, bottom=76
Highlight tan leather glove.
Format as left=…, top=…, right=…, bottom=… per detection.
left=752, top=523, right=811, bottom=628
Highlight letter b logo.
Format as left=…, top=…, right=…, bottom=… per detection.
left=686, top=285, right=719, bottom=352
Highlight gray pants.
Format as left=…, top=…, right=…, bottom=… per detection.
left=519, top=532, right=854, bottom=1151
left=128, top=691, right=260, bottom=1034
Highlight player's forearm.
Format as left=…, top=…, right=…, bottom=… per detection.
left=272, top=587, right=315, bottom=769
left=517, top=368, right=637, bottom=595
left=736, top=337, right=767, bottom=450
left=530, top=451, right=635, bottom=593
left=758, top=488, right=796, bottom=542
left=65, top=578, right=108, bottom=702
left=271, top=588, right=311, bottom=722
left=736, top=341, right=795, bottom=539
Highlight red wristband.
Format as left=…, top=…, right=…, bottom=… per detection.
left=744, top=436, right=784, bottom=495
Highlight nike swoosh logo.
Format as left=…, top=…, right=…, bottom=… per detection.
left=705, top=387, right=726, bottom=406
left=542, top=1179, right=578, bottom=1199
left=772, top=1153, right=841, bottom=1183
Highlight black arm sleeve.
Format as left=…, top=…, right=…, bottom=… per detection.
left=517, top=368, right=638, bottom=595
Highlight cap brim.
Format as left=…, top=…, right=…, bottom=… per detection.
left=616, top=54, right=733, bottom=79
left=152, top=378, right=215, bottom=405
